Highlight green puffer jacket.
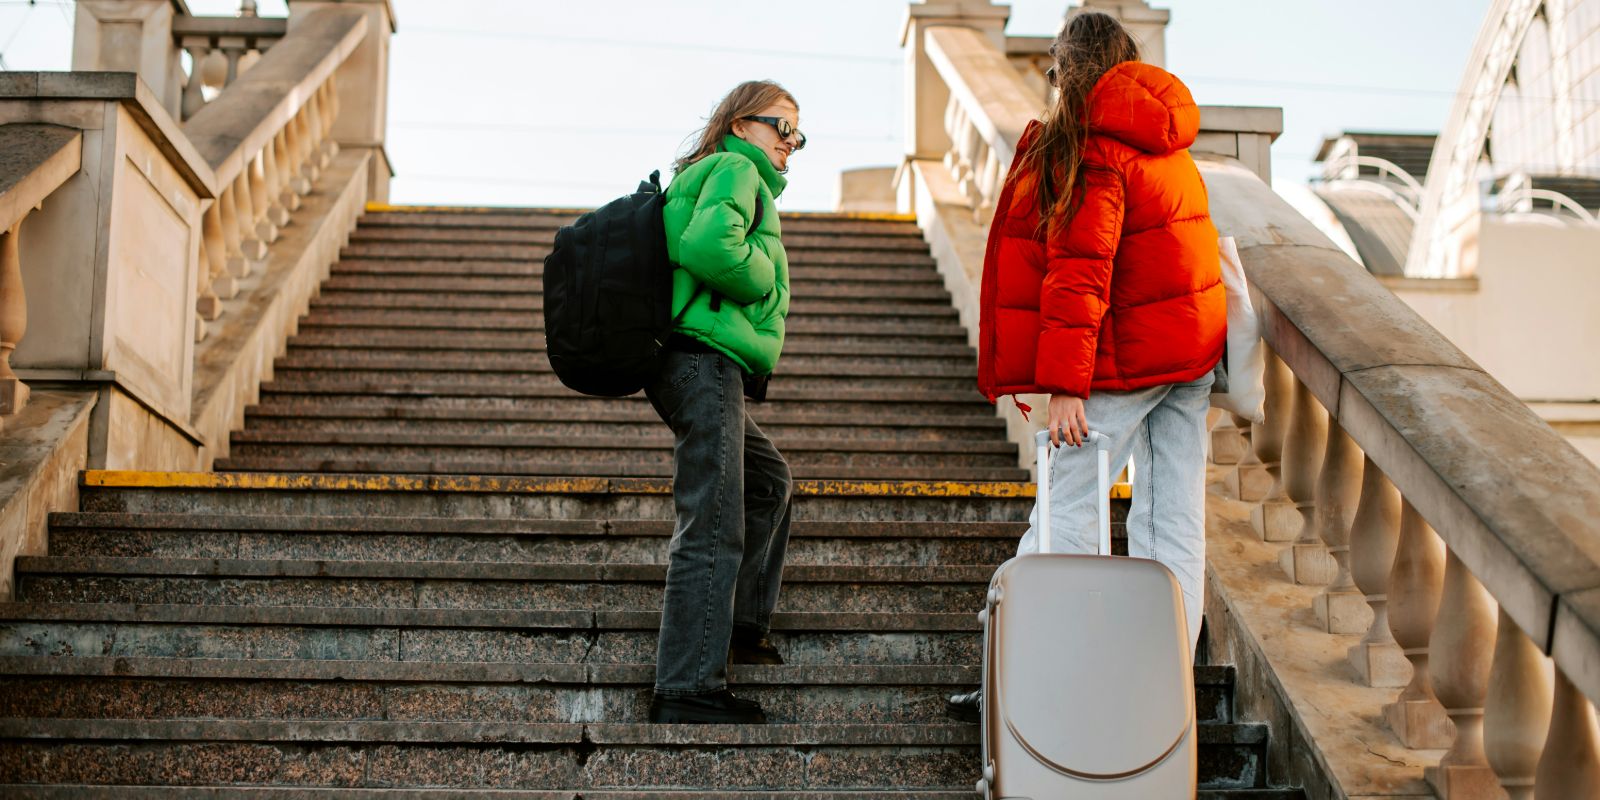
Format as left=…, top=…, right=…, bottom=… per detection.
left=663, top=134, right=790, bottom=375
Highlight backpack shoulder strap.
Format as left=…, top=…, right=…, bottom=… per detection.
left=749, top=194, right=764, bottom=234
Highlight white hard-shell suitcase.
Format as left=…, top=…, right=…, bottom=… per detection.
left=976, top=430, right=1197, bottom=799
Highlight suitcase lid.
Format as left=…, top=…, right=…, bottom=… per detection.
left=992, top=554, right=1194, bottom=779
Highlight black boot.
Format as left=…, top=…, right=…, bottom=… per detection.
left=729, top=625, right=784, bottom=666
left=649, top=689, right=767, bottom=724
left=945, top=688, right=982, bottom=724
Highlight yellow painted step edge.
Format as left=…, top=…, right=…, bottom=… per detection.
left=363, top=202, right=918, bottom=223
left=83, top=470, right=1132, bottom=500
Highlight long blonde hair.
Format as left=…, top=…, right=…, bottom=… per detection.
left=675, top=80, right=799, bottom=173
left=1020, top=12, right=1141, bottom=226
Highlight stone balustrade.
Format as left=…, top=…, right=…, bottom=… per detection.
left=899, top=4, right=1600, bottom=796
left=1205, top=159, right=1600, bottom=799
left=181, top=6, right=364, bottom=342
left=0, top=125, right=82, bottom=420
left=173, top=12, right=289, bottom=120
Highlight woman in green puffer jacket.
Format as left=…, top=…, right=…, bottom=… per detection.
left=645, top=80, right=804, bottom=726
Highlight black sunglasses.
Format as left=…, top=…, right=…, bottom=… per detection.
left=741, top=116, right=807, bottom=151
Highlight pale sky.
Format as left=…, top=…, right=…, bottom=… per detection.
left=4, top=0, right=1492, bottom=210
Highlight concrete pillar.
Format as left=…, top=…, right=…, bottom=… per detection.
left=1070, top=0, right=1170, bottom=68
left=1194, top=106, right=1284, bottom=184
left=901, top=1, right=1011, bottom=165
left=72, top=0, right=185, bottom=120
left=287, top=0, right=394, bottom=201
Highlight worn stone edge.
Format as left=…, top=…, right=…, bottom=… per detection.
left=0, top=392, right=97, bottom=600
left=0, top=125, right=80, bottom=233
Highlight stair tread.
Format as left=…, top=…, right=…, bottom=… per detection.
left=15, top=556, right=999, bottom=583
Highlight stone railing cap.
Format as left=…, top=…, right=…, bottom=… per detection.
left=0, top=124, right=81, bottom=232
left=1198, top=105, right=1284, bottom=141
left=0, top=72, right=215, bottom=197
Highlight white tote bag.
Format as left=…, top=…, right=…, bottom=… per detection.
left=1210, top=236, right=1266, bottom=424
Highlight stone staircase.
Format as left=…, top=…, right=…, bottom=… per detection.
left=0, top=208, right=1305, bottom=797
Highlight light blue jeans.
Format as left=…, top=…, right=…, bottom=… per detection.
left=1016, top=373, right=1214, bottom=655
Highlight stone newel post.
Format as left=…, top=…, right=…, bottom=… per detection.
left=287, top=0, right=395, bottom=202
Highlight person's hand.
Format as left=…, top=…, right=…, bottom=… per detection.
left=1047, top=394, right=1089, bottom=448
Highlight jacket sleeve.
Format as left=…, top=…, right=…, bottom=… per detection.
left=676, top=157, right=775, bottom=305
left=1036, top=165, right=1125, bottom=398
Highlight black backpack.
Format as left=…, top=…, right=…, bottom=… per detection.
left=542, top=170, right=761, bottom=397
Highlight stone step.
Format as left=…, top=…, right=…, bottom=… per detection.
left=253, top=379, right=991, bottom=405
left=338, top=244, right=938, bottom=268
left=307, top=293, right=960, bottom=317
left=0, top=718, right=1269, bottom=791
left=0, top=657, right=1234, bottom=726
left=0, top=603, right=984, bottom=665
left=295, top=309, right=968, bottom=337
left=317, top=275, right=952, bottom=301
left=242, top=395, right=998, bottom=420
left=341, top=234, right=928, bottom=258
left=12, top=558, right=994, bottom=614
left=261, top=372, right=977, bottom=398
left=357, top=210, right=925, bottom=236
left=270, top=352, right=978, bottom=378
left=284, top=330, right=975, bottom=357
left=45, top=514, right=1030, bottom=566
left=0, top=789, right=1307, bottom=800
left=233, top=417, right=1003, bottom=443
left=76, top=474, right=1036, bottom=522
left=225, top=430, right=1012, bottom=458
left=331, top=259, right=944, bottom=283
left=348, top=224, right=926, bottom=246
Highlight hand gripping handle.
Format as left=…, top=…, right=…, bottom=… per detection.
left=1034, top=429, right=1112, bottom=556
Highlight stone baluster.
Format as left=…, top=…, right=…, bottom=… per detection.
left=1278, top=378, right=1334, bottom=584
left=1384, top=499, right=1453, bottom=748
left=247, top=152, right=278, bottom=244
left=1347, top=458, right=1408, bottom=685
left=195, top=204, right=221, bottom=341
left=273, top=130, right=302, bottom=213
left=1484, top=608, right=1552, bottom=800
left=231, top=170, right=267, bottom=267
left=1250, top=349, right=1296, bottom=539
left=202, top=200, right=235, bottom=301
left=1534, top=670, right=1600, bottom=798
left=219, top=38, right=247, bottom=88
left=311, top=84, right=336, bottom=166
left=218, top=183, right=248, bottom=280
left=180, top=41, right=212, bottom=120
left=320, top=77, right=340, bottom=159
left=263, top=132, right=292, bottom=224
left=1426, top=548, right=1501, bottom=799
left=1313, top=419, right=1369, bottom=633
left=296, top=108, right=321, bottom=185
left=0, top=221, right=29, bottom=415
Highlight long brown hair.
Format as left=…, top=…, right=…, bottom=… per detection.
left=1020, top=12, right=1141, bottom=225
left=675, top=80, right=799, bottom=173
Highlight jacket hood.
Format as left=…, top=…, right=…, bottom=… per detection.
left=1086, top=62, right=1200, bottom=155
left=721, top=134, right=789, bottom=198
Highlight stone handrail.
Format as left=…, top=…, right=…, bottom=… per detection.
left=179, top=6, right=365, bottom=339
left=923, top=25, right=1038, bottom=223
left=0, top=125, right=82, bottom=417
left=905, top=12, right=1600, bottom=797
left=172, top=13, right=290, bottom=120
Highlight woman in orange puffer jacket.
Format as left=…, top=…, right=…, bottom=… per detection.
left=979, top=11, right=1223, bottom=656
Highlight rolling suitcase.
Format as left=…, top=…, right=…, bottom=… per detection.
left=976, top=429, right=1197, bottom=799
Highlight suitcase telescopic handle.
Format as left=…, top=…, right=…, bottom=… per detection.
left=1034, top=429, right=1112, bottom=556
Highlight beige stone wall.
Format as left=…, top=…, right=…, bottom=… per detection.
left=1387, top=219, right=1600, bottom=400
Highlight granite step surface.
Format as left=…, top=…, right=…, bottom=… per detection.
left=0, top=788, right=1308, bottom=799
left=45, top=514, right=1037, bottom=565
left=244, top=394, right=998, bottom=419
left=293, top=309, right=968, bottom=336
left=317, top=275, right=953, bottom=300
left=281, top=331, right=976, bottom=356
left=338, top=242, right=940, bottom=267
left=268, top=352, right=978, bottom=377
left=0, top=718, right=1271, bottom=790
left=232, top=417, right=1006, bottom=443
left=329, top=259, right=945, bottom=283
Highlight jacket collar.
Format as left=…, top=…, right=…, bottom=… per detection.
left=721, top=134, right=789, bottom=198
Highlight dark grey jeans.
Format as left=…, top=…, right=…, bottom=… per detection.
left=646, top=348, right=793, bottom=697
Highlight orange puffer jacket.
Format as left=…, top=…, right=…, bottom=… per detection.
left=977, top=61, right=1224, bottom=401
